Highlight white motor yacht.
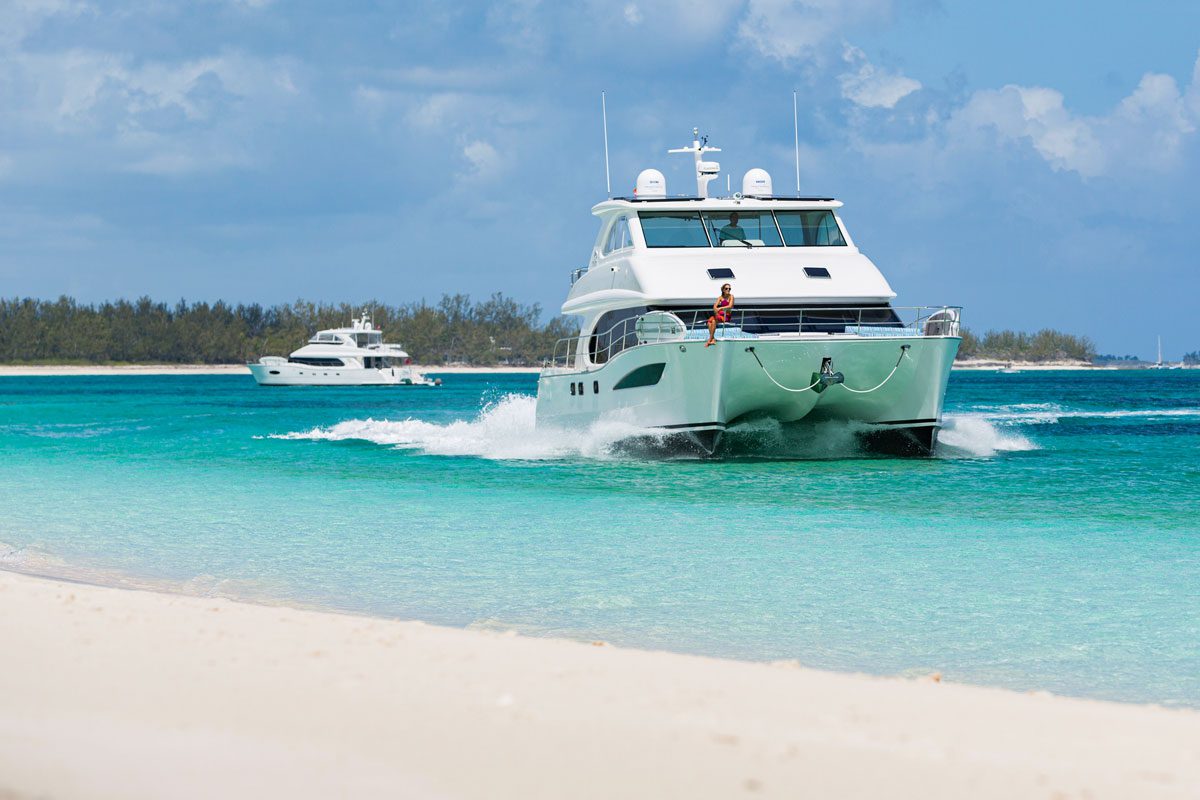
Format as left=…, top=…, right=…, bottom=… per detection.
left=535, top=129, right=961, bottom=454
left=248, top=312, right=440, bottom=387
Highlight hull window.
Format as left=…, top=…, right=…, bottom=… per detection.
left=613, top=363, right=666, bottom=390
left=288, top=357, right=346, bottom=367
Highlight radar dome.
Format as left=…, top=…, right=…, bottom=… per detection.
left=742, top=168, right=772, bottom=197
left=635, top=168, right=666, bottom=199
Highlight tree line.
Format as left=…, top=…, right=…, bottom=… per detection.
left=0, top=295, right=574, bottom=365
left=0, top=295, right=1110, bottom=365
left=957, top=328, right=1096, bottom=362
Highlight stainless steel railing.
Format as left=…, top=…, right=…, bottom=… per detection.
left=544, top=305, right=961, bottom=370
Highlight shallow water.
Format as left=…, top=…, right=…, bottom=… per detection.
left=1, top=371, right=1198, bottom=706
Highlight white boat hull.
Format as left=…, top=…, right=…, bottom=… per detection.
left=536, top=334, right=959, bottom=454
left=248, top=361, right=438, bottom=387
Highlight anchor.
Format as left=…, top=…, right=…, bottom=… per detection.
left=808, top=357, right=844, bottom=394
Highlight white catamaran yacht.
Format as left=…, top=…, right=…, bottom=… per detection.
left=535, top=130, right=962, bottom=454
left=248, top=312, right=440, bottom=387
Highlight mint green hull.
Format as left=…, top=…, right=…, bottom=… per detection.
left=536, top=336, right=960, bottom=451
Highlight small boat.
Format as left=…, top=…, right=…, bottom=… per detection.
left=1150, top=336, right=1182, bottom=370
left=248, top=312, right=440, bottom=386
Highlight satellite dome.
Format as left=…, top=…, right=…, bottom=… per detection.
left=635, top=168, right=666, bottom=199
left=742, top=168, right=772, bottom=197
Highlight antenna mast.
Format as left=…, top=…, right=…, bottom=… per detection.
left=601, top=91, right=611, bottom=197
left=793, top=90, right=800, bottom=194
left=668, top=127, right=721, bottom=199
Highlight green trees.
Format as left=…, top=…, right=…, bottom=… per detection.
left=955, top=328, right=1096, bottom=362
left=0, top=295, right=1110, bottom=365
left=0, top=295, right=574, bottom=365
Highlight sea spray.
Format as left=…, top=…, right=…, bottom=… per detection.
left=271, top=394, right=671, bottom=460
left=274, top=393, right=1037, bottom=461
left=936, top=414, right=1038, bottom=458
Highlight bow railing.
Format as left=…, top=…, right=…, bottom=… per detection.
left=544, top=305, right=961, bottom=370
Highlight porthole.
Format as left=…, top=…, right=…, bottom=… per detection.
left=570, top=382, right=576, bottom=396
left=593, top=380, right=599, bottom=394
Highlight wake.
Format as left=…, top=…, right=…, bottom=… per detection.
left=271, top=393, right=1038, bottom=461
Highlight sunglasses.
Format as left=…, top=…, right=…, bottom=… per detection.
left=722, top=286, right=731, bottom=291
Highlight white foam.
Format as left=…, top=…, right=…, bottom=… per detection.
left=270, top=394, right=669, bottom=460
left=937, top=414, right=1038, bottom=458
left=966, top=403, right=1200, bottom=425
left=271, top=393, right=1059, bottom=461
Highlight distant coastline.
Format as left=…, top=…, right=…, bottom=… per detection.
left=1, top=360, right=1196, bottom=377
left=0, top=364, right=544, bottom=376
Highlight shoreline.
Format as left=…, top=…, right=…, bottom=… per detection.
left=0, top=364, right=543, bottom=376
left=1, top=567, right=1198, bottom=798
left=0, top=362, right=1191, bottom=376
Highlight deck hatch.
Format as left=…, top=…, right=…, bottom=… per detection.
left=613, top=363, right=666, bottom=390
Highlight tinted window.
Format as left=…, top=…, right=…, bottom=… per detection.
left=588, top=306, right=648, bottom=364
left=638, top=212, right=711, bottom=248
left=775, top=210, right=847, bottom=247
left=702, top=211, right=783, bottom=247
left=603, top=216, right=633, bottom=255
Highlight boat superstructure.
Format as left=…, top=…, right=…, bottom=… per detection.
left=248, top=312, right=440, bottom=387
left=534, top=129, right=961, bottom=454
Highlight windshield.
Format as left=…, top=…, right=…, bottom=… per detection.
left=702, top=211, right=783, bottom=247
left=639, top=212, right=711, bottom=248
left=775, top=210, right=847, bottom=247
left=637, top=209, right=845, bottom=247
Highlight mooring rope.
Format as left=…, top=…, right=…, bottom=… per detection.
left=838, top=346, right=910, bottom=394
left=744, top=347, right=822, bottom=393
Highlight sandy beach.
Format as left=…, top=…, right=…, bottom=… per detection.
left=1, top=569, right=1197, bottom=799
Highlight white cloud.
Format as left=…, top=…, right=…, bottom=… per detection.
left=486, top=0, right=546, bottom=57
left=838, top=45, right=920, bottom=109
left=948, top=58, right=1200, bottom=178
left=1, top=0, right=91, bottom=47
left=736, top=0, right=892, bottom=65
left=623, top=3, right=641, bottom=26
left=951, top=85, right=1105, bottom=176
left=461, top=139, right=502, bottom=180
left=1, top=46, right=300, bottom=175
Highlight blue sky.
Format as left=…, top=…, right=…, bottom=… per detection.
left=3, top=0, right=1200, bottom=357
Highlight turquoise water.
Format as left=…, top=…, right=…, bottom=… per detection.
left=1, top=371, right=1198, bottom=706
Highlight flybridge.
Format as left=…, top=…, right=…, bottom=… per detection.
left=629, top=128, right=832, bottom=202
left=613, top=195, right=837, bottom=203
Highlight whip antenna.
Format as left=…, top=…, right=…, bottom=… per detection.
left=601, top=91, right=611, bottom=197
left=793, top=90, right=800, bottom=194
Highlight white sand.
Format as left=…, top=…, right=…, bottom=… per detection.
left=0, top=570, right=1197, bottom=799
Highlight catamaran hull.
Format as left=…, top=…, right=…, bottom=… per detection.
left=535, top=335, right=960, bottom=455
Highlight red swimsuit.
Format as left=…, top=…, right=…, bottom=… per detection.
left=714, top=294, right=733, bottom=323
